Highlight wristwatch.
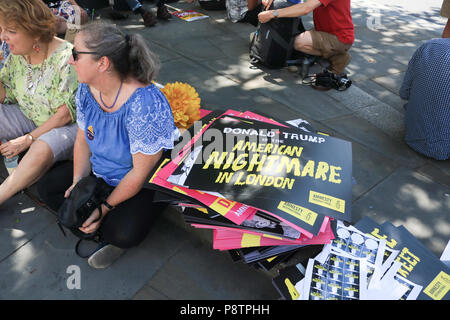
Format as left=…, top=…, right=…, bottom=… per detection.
left=273, top=10, right=279, bottom=18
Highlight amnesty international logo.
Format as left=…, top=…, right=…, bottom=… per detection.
left=309, top=191, right=346, bottom=214
left=277, top=201, right=318, bottom=226
left=87, top=125, right=94, bottom=141
left=424, top=271, right=450, bottom=300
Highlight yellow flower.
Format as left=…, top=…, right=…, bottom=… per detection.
left=161, top=82, right=201, bottom=130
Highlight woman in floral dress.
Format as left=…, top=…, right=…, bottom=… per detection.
left=0, top=0, right=78, bottom=205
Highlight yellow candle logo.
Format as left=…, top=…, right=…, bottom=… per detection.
left=87, top=125, right=94, bottom=141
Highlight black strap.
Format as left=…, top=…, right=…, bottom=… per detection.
left=266, top=25, right=291, bottom=52
left=302, top=74, right=317, bottom=86
left=102, top=200, right=114, bottom=210
left=74, top=204, right=103, bottom=258
left=249, top=29, right=257, bottom=51
left=57, top=221, right=67, bottom=237
left=90, top=205, right=103, bottom=224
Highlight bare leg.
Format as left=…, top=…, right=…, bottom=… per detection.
left=294, top=31, right=322, bottom=56
left=443, top=19, right=450, bottom=38
left=294, top=31, right=351, bottom=73
left=0, top=141, right=54, bottom=205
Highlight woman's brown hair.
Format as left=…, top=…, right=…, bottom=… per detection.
left=0, top=0, right=55, bottom=43
left=80, top=22, right=160, bottom=84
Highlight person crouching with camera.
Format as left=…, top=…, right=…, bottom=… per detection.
left=37, top=22, right=179, bottom=269
left=258, top=0, right=354, bottom=75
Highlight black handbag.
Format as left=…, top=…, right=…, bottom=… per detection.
left=57, top=175, right=114, bottom=240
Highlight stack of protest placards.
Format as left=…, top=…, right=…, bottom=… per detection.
left=170, top=9, right=209, bottom=22
left=272, top=217, right=450, bottom=300
left=143, top=105, right=449, bottom=299
left=144, top=107, right=355, bottom=269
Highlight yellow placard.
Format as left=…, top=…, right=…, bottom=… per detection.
left=263, top=234, right=283, bottom=240
left=241, top=233, right=261, bottom=247
left=277, top=201, right=318, bottom=226
left=148, top=158, right=170, bottom=183
left=309, top=190, right=345, bottom=213
left=172, top=186, right=188, bottom=195
left=284, top=278, right=300, bottom=300
left=423, top=271, right=450, bottom=300
left=209, top=198, right=237, bottom=216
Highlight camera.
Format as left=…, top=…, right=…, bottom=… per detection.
left=335, top=74, right=352, bottom=90
left=315, top=69, right=352, bottom=91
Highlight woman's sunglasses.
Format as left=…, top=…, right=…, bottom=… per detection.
left=72, top=48, right=99, bottom=61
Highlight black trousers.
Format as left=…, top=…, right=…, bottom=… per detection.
left=37, top=161, right=167, bottom=249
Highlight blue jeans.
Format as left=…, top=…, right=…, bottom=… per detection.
left=125, top=0, right=142, bottom=11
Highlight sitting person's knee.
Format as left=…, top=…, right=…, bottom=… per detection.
left=25, top=140, right=54, bottom=164
left=294, top=33, right=308, bottom=51
left=102, top=224, right=147, bottom=249
left=294, top=31, right=317, bottom=54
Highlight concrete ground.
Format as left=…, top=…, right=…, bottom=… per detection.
left=0, top=0, right=448, bottom=300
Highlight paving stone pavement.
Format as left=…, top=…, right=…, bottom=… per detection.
left=0, top=0, right=448, bottom=300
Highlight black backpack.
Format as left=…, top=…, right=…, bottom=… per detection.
left=249, top=1, right=305, bottom=69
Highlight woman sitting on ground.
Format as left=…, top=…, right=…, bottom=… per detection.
left=38, top=22, right=179, bottom=269
left=0, top=0, right=78, bottom=205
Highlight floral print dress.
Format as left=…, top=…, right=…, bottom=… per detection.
left=0, top=40, right=78, bottom=126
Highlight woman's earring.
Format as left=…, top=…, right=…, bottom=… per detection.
left=32, top=43, right=41, bottom=53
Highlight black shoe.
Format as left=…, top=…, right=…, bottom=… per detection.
left=157, top=5, right=171, bottom=20
left=142, top=10, right=157, bottom=27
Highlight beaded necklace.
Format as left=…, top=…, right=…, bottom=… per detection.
left=25, top=47, right=48, bottom=95
left=99, top=80, right=124, bottom=109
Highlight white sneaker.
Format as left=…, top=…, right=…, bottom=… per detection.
left=287, top=65, right=299, bottom=73
left=87, top=243, right=125, bottom=269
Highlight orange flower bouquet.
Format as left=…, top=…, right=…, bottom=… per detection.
left=161, top=82, right=201, bottom=131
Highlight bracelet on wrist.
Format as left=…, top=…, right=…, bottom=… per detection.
left=26, top=133, right=35, bottom=143
left=102, top=200, right=115, bottom=210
